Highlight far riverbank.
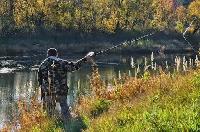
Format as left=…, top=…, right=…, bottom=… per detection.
left=0, top=30, right=199, bottom=56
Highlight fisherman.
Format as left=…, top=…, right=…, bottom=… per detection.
left=183, top=16, right=200, bottom=52
left=38, top=48, right=94, bottom=120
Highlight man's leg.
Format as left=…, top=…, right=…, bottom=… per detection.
left=57, top=95, right=71, bottom=120
left=43, top=95, right=56, bottom=117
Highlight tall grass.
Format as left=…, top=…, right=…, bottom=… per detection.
left=77, top=65, right=200, bottom=131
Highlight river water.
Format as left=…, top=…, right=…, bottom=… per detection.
left=0, top=53, right=194, bottom=128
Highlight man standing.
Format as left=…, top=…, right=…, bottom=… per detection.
left=38, top=48, right=94, bottom=120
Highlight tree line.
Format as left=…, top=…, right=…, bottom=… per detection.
left=0, top=0, right=199, bottom=37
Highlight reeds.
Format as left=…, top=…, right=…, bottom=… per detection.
left=129, top=53, right=199, bottom=77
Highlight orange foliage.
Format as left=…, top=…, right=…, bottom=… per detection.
left=1, top=97, right=59, bottom=132
left=188, top=0, right=200, bottom=18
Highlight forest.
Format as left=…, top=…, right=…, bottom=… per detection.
left=0, top=0, right=199, bottom=37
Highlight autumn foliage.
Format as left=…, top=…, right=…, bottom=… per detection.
left=0, top=0, right=199, bottom=35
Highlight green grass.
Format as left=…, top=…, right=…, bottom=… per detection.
left=77, top=69, right=200, bottom=132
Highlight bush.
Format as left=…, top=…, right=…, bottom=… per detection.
left=91, top=99, right=111, bottom=118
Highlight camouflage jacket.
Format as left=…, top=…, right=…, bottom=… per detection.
left=38, top=56, right=87, bottom=96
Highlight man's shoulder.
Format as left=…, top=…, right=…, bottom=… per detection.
left=39, top=56, right=68, bottom=68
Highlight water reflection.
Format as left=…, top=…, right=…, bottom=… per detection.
left=0, top=71, right=38, bottom=126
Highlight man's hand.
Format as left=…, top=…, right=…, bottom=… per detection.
left=85, top=51, right=95, bottom=63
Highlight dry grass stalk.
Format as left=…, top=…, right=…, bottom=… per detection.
left=90, top=66, right=106, bottom=98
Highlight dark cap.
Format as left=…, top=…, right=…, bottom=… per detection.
left=47, top=48, right=58, bottom=57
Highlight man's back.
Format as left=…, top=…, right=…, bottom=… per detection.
left=38, top=56, right=69, bottom=96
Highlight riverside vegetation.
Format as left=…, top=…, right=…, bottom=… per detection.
left=1, top=54, right=200, bottom=131
left=0, top=0, right=199, bottom=35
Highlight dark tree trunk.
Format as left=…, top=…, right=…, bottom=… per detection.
left=8, top=0, right=15, bottom=33
left=9, top=0, right=15, bottom=24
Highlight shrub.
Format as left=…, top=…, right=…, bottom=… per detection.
left=90, top=99, right=111, bottom=118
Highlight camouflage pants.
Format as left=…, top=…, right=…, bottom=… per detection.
left=43, top=95, right=71, bottom=120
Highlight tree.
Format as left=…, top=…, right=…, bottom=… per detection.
left=188, top=0, right=200, bottom=19
left=151, top=0, right=176, bottom=29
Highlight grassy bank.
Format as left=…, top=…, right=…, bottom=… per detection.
left=76, top=67, right=200, bottom=131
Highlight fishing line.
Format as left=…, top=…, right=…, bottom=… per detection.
left=183, top=34, right=196, bottom=52
left=182, top=18, right=199, bottom=53
left=95, top=30, right=164, bottom=56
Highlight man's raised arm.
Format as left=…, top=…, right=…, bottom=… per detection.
left=62, top=52, right=95, bottom=72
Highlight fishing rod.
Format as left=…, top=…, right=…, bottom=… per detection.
left=183, top=34, right=197, bottom=53
left=94, top=30, right=163, bottom=56
left=85, top=29, right=164, bottom=66
left=182, top=19, right=197, bottom=53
